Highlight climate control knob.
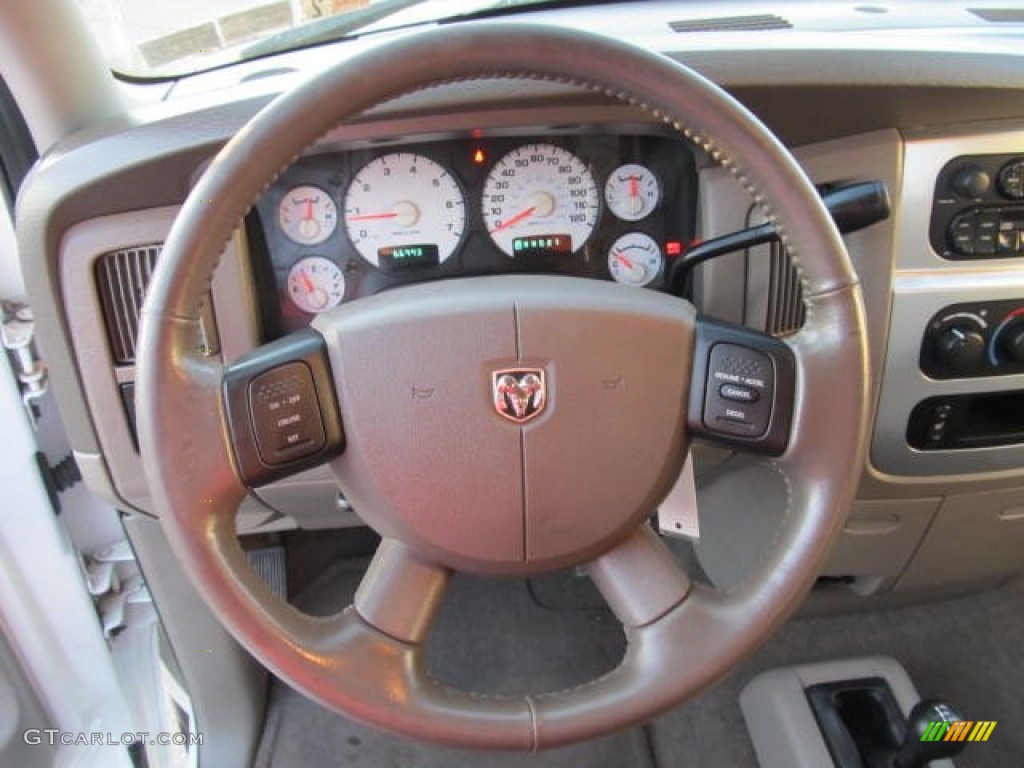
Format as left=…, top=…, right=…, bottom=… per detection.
left=999, top=322, right=1024, bottom=364
left=933, top=326, right=986, bottom=372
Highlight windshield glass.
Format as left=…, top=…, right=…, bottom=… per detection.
left=78, top=0, right=548, bottom=79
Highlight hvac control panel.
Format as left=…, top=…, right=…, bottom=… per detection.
left=930, top=153, right=1024, bottom=260
left=920, top=300, right=1024, bottom=379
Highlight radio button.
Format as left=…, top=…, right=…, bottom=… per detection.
left=997, top=159, right=1024, bottom=200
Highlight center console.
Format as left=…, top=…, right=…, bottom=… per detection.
left=872, top=130, right=1024, bottom=479
left=911, top=298, right=1024, bottom=451
left=742, top=658, right=967, bottom=768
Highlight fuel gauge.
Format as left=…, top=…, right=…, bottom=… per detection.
left=608, top=233, right=663, bottom=287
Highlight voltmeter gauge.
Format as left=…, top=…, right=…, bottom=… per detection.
left=278, top=186, right=337, bottom=245
left=604, top=164, right=659, bottom=221
left=286, top=256, right=345, bottom=314
left=608, top=233, right=663, bottom=287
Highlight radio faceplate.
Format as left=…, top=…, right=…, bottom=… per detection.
left=930, top=154, right=1024, bottom=261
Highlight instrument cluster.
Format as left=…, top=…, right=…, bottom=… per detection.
left=250, top=131, right=697, bottom=337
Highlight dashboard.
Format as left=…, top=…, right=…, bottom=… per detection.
left=249, top=131, right=696, bottom=337
left=12, top=0, right=1024, bottom=607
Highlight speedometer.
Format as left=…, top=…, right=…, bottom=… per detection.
left=343, top=153, right=465, bottom=270
left=482, top=144, right=600, bottom=257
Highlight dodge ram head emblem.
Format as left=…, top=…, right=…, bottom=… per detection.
left=492, top=369, right=547, bottom=424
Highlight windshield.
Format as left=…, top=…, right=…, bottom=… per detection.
left=78, top=0, right=560, bottom=79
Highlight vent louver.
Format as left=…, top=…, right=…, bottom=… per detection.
left=668, top=14, right=792, bottom=34
left=765, top=240, right=806, bottom=337
left=95, top=244, right=219, bottom=365
left=95, top=244, right=161, bottom=365
left=968, top=8, right=1024, bottom=23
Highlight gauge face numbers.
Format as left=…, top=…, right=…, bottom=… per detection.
left=278, top=185, right=337, bottom=245
left=608, top=233, right=663, bottom=287
left=605, top=164, right=660, bottom=222
left=482, top=144, right=600, bottom=257
left=343, top=153, right=465, bottom=269
left=286, top=256, right=345, bottom=314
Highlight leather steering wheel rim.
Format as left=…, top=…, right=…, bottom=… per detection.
left=136, top=23, right=870, bottom=750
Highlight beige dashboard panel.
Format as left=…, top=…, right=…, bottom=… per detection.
left=896, top=488, right=1024, bottom=592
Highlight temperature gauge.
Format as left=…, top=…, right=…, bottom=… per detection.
left=608, top=233, right=663, bottom=287
left=286, top=256, right=345, bottom=314
left=279, top=185, right=337, bottom=245
left=605, top=164, right=660, bottom=222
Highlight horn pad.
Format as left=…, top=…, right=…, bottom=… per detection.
left=314, top=275, right=695, bottom=575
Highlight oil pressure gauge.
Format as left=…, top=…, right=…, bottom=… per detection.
left=286, top=256, right=345, bottom=314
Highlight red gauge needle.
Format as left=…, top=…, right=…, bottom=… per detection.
left=629, top=177, right=639, bottom=198
left=298, top=270, right=315, bottom=293
left=491, top=206, right=536, bottom=234
left=304, top=199, right=314, bottom=220
left=613, top=252, right=636, bottom=270
left=346, top=211, right=399, bottom=221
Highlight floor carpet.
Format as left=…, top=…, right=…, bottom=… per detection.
left=255, top=557, right=1023, bottom=767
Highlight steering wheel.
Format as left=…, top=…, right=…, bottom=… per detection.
left=136, top=24, right=868, bottom=750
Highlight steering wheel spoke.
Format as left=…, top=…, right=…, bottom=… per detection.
left=221, top=328, right=345, bottom=487
left=587, top=524, right=691, bottom=627
left=354, top=539, right=450, bottom=645
left=685, top=317, right=797, bottom=456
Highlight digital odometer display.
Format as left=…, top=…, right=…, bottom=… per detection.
left=512, top=234, right=572, bottom=258
left=377, top=244, right=440, bottom=272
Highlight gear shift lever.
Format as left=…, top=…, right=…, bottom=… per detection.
left=892, top=699, right=967, bottom=767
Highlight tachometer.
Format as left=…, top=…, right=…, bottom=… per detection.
left=482, top=144, right=599, bottom=257
left=343, top=153, right=465, bottom=270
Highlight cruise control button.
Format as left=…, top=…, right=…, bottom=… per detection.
left=719, top=407, right=751, bottom=423
left=720, top=383, right=759, bottom=403
left=248, top=362, right=326, bottom=466
left=704, top=343, right=774, bottom=439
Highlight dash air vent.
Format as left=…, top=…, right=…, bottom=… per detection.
left=765, top=240, right=806, bottom=337
left=744, top=209, right=806, bottom=337
left=95, top=244, right=218, bottom=365
left=668, top=14, right=792, bottom=34
left=968, top=8, right=1024, bottom=23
